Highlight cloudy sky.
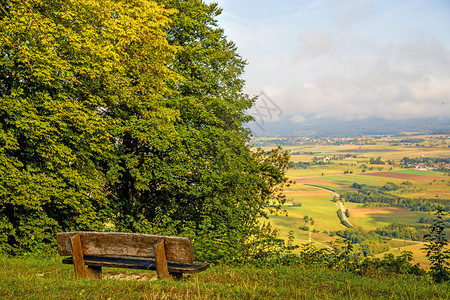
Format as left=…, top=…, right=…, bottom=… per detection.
left=207, top=0, right=450, bottom=123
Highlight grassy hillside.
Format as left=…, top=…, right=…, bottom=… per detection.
left=1, top=255, right=449, bottom=299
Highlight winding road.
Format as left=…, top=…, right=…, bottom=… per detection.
left=302, top=184, right=353, bottom=227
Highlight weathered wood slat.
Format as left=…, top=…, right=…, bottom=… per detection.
left=61, top=256, right=209, bottom=274
left=56, top=232, right=194, bottom=264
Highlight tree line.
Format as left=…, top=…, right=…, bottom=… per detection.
left=0, top=0, right=291, bottom=261
left=343, top=183, right=450, bottom=212
left=401, top=157, right=450, bottom=167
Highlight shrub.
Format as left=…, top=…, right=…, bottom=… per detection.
left=423, top=208, right=450, bottom=283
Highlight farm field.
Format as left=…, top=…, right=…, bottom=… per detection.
left=262, top=134, right=450, bottom=267
left=345, top=206, right=431, bottom=230
left=392, top=169, right=447, bottom=176
left=376, top=242, right=429, bottom=268
left=268, top=185, right=346, bottom=249
left=363, top=171, right=447, bottom=182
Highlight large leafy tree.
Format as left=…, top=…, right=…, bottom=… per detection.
left=0, top=0, right=178, bottom=253
left=1, top=0, right=292, bottom=261
left=108, top=0, right=292, bottom=262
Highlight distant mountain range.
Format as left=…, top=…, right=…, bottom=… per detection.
left=246, top=116, right=450, bottom=137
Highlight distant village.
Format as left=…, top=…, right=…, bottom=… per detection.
left=250, top=134, right=450, bottom=147
left=415, top=163, right=450, bottom=171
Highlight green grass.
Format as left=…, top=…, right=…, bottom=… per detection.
left=315, top=174, right=404, bottom=189
left=304, top=183, right=346, bottom=195
left=286, top=166, right=353, bottom=178
left=1, top=255, right=449, bottom=299
left=386, top=239, right=418, bottom=248
left=392, top=180, right=450, bottom=198
left=392, top=169, right=447, bottom=177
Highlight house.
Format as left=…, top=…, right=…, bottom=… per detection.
left=415, top=163, right=427, bottom=171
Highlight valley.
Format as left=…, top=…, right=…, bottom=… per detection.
left=256, top=134, right=450, bottom=268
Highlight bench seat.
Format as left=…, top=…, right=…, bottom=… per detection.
left=56, top=231, right=209, bottom=280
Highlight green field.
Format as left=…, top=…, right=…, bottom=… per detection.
left=272, top=186, right=345, bottom=231
left=392, top=169, right=448, bottom=176
left=317, top=174, right=404, bottom=188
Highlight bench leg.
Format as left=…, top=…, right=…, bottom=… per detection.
left=71, top=234, right=87, bottom=279
left=154, top=238, right=170, bottom=280
left=71, top=234, right=102, bottom=280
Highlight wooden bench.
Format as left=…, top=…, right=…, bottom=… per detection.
left=56, top=231, right=209, bottom=280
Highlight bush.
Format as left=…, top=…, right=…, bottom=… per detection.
left=423, top=208, right=450, bottom=283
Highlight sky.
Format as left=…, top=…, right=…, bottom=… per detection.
left=206, top=0, right=450, bottom=124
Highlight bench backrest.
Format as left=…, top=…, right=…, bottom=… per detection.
left=56, top=232, right=194, bottom=264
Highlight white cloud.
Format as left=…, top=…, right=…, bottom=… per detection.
left=261, top=85, right=285, bottom=98
left=275, top=35, right=450, bottom=120
left=290, top=114, right=306, bottom=123
left=408, top=76, right=450, bottom=102
left=214, top=0, right=450, bottom=122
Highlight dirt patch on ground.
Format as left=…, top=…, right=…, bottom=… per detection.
left=363, top=172, right=446, bottom=182
left=103, top=273, right=156, bottom=281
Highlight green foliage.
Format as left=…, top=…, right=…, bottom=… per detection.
left=380, top=182, right=399, bottom=192
left=401, top=156, right=450, bottom=167
left=0, top=0, right=293, bottom=262
left=369, top=156, right=382, bottom=164
left=358, top=251, right=424, bottom=277
left=336, top=209, right=351, bottom=227
left=0, top=0, right=153, bottom=253
left=0, top=0, right=177, bottom=253
left=375, top=223, right=433, bottom=241
left=336, top=228, right=390, bottom=257
left=423, top=208, right=450, bottom=283
left=270, top=239, right=424, bottom=279
left=303, top=215, right=314, bottom=224
left=345, top=184, right=450, bottom=212
left=103, top=0, right=294, bottom=263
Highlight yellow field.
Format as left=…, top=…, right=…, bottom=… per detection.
left=376, top=242, right=430, bottom=269
left=346, top=206, right=431, bottom=230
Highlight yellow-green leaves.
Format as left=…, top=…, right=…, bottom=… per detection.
left=0, top=0, right=179, bottom=253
